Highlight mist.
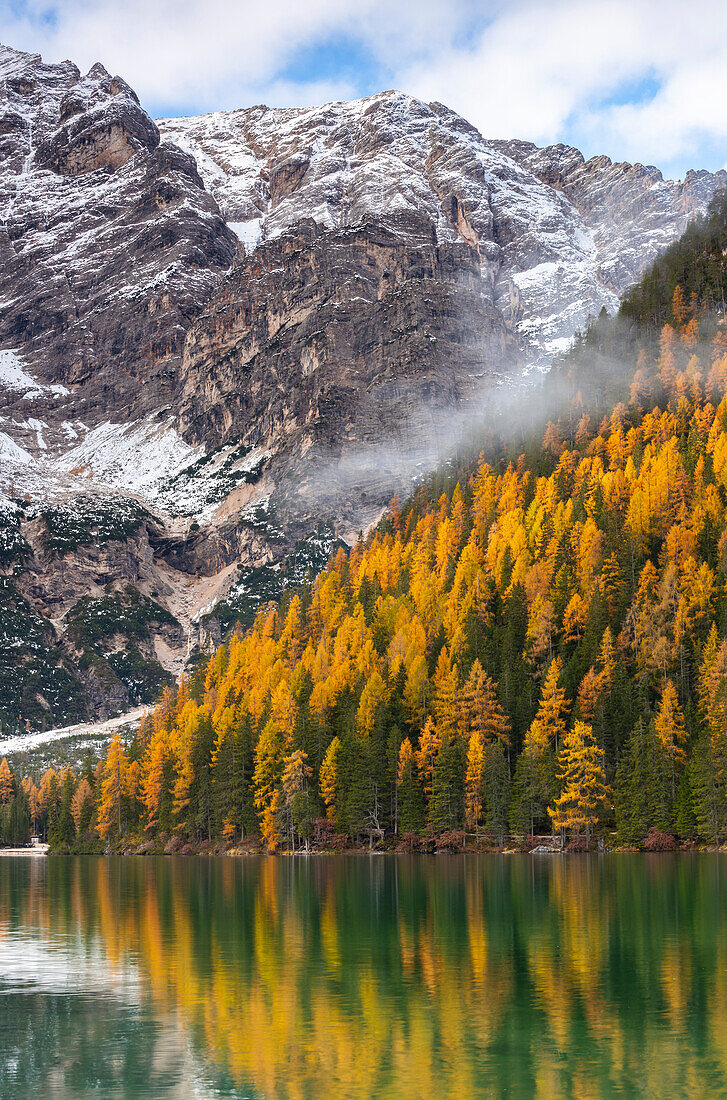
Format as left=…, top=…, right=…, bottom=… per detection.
left=278, top=319, right=646, bottom=541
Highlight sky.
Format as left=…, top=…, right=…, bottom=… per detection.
left=1, top=0, right=726, bottom=181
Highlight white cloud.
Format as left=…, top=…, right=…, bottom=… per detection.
left=1, top=0, right=726, bottom=176
left=398, top=0, right=727, bottom=174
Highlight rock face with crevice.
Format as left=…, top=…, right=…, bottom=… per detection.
left=177, top=216, right=515, bottom=533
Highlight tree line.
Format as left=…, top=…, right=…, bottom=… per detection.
left=9, top=277, right=727, bottom=853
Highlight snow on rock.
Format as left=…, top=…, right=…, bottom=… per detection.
left=0, top=43, right=236, bottom=435
left=228, top=216, right=263, bottom=253
left=0, top=705, right=147, bottom=757
left=54, top=417, right=202, bottom=499
left=0, top=430, right=34, bottom=465
left=160, top=92, right=725, bottom=367
left=0, top=350, right=69, bottom=399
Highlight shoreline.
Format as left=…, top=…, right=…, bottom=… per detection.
left=0, top=845, right=49, bottom=856
left=30, top=841, right=724, bottom=858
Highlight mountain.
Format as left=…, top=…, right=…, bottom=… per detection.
left=0, top=41, right=724, bottom=729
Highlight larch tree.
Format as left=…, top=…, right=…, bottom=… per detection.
left=253, top=719, right=284, bottom=850
left=71, top=778, right=94, bottom=834
left=0, top=758, right=13, bottom=805
left=562, top=593, right=586, bottom=646
left=529, top=657, right=569, bottom=755
left=654, top=679, right=688, bottom=799
left=465, top=730, right=485, bottom=837
left=523, top=594, right=555, bottom=675
left=97, top=733, right=128, bottom=841
left=511, top=657, right=568, bottom=835
left=432, top=648, right=459, bottom=740
left=459, top=659, right=511, bottom=746
left=549, top=721, right=610, bottom=840
left=319, top=736, right=341, bottom=822
left=141, top=728, right=171, bottom=832
left=279, top=749, right=314, bottom=850
left=416, top=717, right=441, bottom=811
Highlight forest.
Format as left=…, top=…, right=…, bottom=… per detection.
left=6, top=193, right=727, bottom=854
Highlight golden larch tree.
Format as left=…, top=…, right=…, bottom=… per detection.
left=459, top=659, right=510, bottom=746
left=464, top=730, right=485, bottom=836
left=527, top=657, right=569, bottom=755
left=253, top=719, right=284, bottom=849
left=548, top=721, right=610, bottom=839
left=319, top=737, right=340, bottom=821
left=416, top=717, right=441, bottom=808
left=71, top=778, right=94, bottom=832
left=97, top=733, right=128, bottom=840
left=141, top=727, right=170, bottom=832
left=0, top=758, right=13, bottom=805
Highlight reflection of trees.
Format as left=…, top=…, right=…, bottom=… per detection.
left=0, top=856, right=726, bottom=1097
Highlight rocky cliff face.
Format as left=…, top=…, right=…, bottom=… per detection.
left=161, top=95, right=726, bottom=369
left=489, top=138, right=724, bottom=297
left=0, top=43, right=724, bottom=728
left=0, top=44, right=236, bottom=437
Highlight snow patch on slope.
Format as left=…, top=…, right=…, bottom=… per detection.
left=0, top=349, right=70, bottom=399
left=55, top=417, right=202, bottom=498
left=228, top=217, right=263, bottom=253
left=0, top=705, right=148, bottom=756
left=0, top=430, right=34, bottom=465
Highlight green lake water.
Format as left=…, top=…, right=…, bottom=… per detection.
left=0, top=853, right=725, bottom=1098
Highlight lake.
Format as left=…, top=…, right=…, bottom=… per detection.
left=0, top=854, right=724, bottom=1098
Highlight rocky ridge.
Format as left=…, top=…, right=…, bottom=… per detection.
left=0, top=42, right=724, bottom=727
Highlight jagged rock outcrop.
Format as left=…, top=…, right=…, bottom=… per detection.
left=489, top=138, right=726, bottom=295
left=161, top=94, right=726, bottom=370
left=160, top=94, right=727, bottom=529
left=0, top=43, right=236, bottom=429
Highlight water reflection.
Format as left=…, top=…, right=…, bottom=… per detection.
left=0, top=854, right=725, bottom=1097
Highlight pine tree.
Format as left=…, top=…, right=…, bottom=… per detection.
left=397, top=738, right=424, bottom=834
left=690, top=728, right=727, bottom=843
left=188, top=713, right=216, bottom=842
left=428, top=731, right=464, bottom=832
left=51, top=770, right=76, bottom=847
left=212, top=705, right=253, bottom=843
left=615, top=719, right=659, bottom=843
left=674, top=766, right=696, bottom=839
left=482, top=740, right=510, bottom=842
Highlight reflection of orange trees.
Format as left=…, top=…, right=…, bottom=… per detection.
left=2, top=858, right=727, bottom=1096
